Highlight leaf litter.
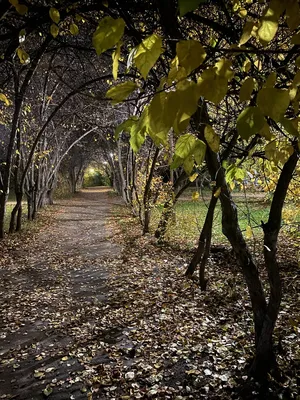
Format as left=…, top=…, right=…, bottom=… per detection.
left=0, top=189, right=299, bottom=399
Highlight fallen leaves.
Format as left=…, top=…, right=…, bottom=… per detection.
left=0, top=190, right=299, bottom=399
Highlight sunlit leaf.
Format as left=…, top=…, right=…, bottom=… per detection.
left=0, top=93, right=11, bottom=106
left=239, top=20, right=255, bottom=45
left=106, top=81, right=137, bottom=105
left=93, top=17, right=125, bottom=56
left=112, top=41, right=122, bottom=80
left=257, top=0, right=285, bottom=46
left=133, top=34, right=163, bottom=79
left=176, top=40, right=206, bottom=75
left=245, top=225, right=253, bottom=239
left=214, top=187, right=221, bottom=198
left=204, top=125, right=220, bottom=153
left=197, top=67, right=228, bottom=105
left=192, top=191, right=200, bottom=200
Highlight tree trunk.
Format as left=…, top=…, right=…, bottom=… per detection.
left=143, top=147, right=160, bottom=235
left=185, top=192, right=218, bottom=290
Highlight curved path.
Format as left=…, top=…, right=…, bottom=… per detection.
left=0, top=187, right=121, bottom=399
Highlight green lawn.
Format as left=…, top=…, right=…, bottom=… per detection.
left=150, top=193, right=299, bottom=249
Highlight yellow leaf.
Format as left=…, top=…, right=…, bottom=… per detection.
left=15, top=4, right=28, bottom=15
left=192, top=191, right=199, bottom=201
left=189, top=173, right=198, bottom=182
left=214, top=187, right=221, bottom=198
left=133, top=34, right=163, bottom=79
left=16, top=47, right=29, bottom=64
left=112, top=41, right=121, bottom=80
left=239, top=20, right=255, bottom=45
left=243, top=60, right=251, bottom=73
left=245, top=225, right=253, bottom=239
left=49, top=7, right=60, bottom=24
left=257, top=0, right=284, bottom=46
left=239, top=77, right=254, bottom=101
left=257, top=88, right=290, bottom=121
left=197, top=67, right=228, bottom=105
left=0, top=93, right=11, bottom=106
left=148, top=91, right=175, bottom=145
left=9, top=0, right=19, bottom=6
left=176, top=40, right=206, bottom=76
left=204, top=125, right=220, bottom=153
left=171, top=80, right=201, bottom=134
left=93, top=17, right=125, bottom=56
left=50, top=24, right=59, bottom=38
left=106, top=81, right=137, bottom=105
left=70, top=23, right=79, bottom=36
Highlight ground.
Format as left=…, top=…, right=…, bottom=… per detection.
left=0, top=188, right=299, bottom=399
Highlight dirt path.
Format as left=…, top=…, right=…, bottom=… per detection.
left=0, top=187, right=121, bottom=399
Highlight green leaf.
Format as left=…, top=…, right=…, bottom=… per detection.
left=178, top=0, right=206, bottom=17
left=93, top=17, right=125, bottom=56
left=50, top=24, right=59, bottom=38
left=112, top=41, right=122, bottom=80
left=257, top=88, right=290, bottom=121
left=237, top=106, right=265, bottom=140
left=49, top=7, right=60, bottom=24
left=176, top=40, right=206, bottom=75
left=204, top=125, right=220, bottom=153
left=239, top=77, right=254, bottom=102
left=115, top=116, right=138, bottom=140
left=70, top=23, right=79, bottom=36
left=133, top=34, right=163, bottom=79
left=197, top=67, right=228, bottom=104
left=106, top=81, right=137, bottom=105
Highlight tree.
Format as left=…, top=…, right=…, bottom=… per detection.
left=97, top=0, right=300, bottom=379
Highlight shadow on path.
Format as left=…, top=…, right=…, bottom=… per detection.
left=0, top=187, right=121, bottom=399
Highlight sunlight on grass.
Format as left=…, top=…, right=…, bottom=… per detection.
left=150, top=195, right=272, bottom=249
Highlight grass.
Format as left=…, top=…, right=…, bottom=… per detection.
left=150, top=192, right=299, bottom=249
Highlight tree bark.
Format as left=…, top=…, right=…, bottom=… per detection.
left=185, top=192, right=218, bottom=291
